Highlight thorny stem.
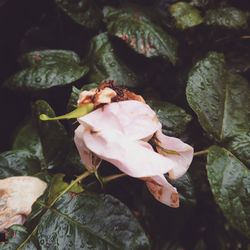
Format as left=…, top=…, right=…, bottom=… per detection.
left=193, top=149, right=209, bottom=157
left=103, top=173, right=127, bottom=183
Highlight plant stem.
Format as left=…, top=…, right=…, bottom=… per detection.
left=193, top=149, right=209, bottom=157
left=103, top=173, right=127, bottom=183
left=50, top=171, right=92, bottom=207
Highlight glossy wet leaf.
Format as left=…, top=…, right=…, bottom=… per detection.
left=207, top=146, right=250, bottom=239
left=0, top=150, right=41, bottom=178
left=147, top=99, right=192, bottom=136
left=104, top=7, right=178, bottom=64
left=34, top=100, right=70, bottom=169
left=186, top=52, right=250, bottom=165
left=84, top=32, right=139, bottom=88
left=55, top=0, right=102, bottom=29
left=205, top=7, right=249, bottom=29
left=6, top=193, right=150, bottom=249
left=169, top=2, right=203, bottom=30
left=12, top=119, right=43, bottom=160
left=18, top=50, right=81, bottom=67
left=0, top=225, right=38, bottom=249
left=4, top=50, right=89, bottom=91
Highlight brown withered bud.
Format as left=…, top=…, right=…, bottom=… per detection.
left=77, top=81, right=145, bottom=108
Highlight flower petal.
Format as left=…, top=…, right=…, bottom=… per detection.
left=82, top=128, right=180, bottom=178
left=78, top=100, right=160, bottom=141
left=0, top=176, right=47, bottom=231
left=74, top=125, right=102, bottom=172
left=144, top=175, right=179, bottom=208
left=154, top=130, right=194, bottom=179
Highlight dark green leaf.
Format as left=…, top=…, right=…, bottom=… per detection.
left=0, top=150, right=41, bottom=178
left=4, top=50, right=89, bottom=91
left=225, top=132, right=250, bottom=167
left=12, top=119, right=43, bottom=160
left=55, top=0, right=103, bottom=29
left=84, top=32, right=140, bottom=87
left=104, top=7, right=178, bottom=64
left=0, top=225, right=38, bottom=249
left=18, top=50, right=81, bottom=67
left=169, top=2, right=203, bottom=30
left=10, top=193, right=150, bottom=249
left=186, top=52, right=250, bottom=165
left=147, top=99, right=192, bottom=136
left=207, top=146, right=250, bottom=239
left=205, top=7, right=249, bottom=29
left=34, top=100, right=70, bottom=169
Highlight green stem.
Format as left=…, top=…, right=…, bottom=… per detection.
left=49, top=171, right=92, bottom=207
left=193, top=149, right=209, bottom=157
left=103, top=173, right=127, bottom=183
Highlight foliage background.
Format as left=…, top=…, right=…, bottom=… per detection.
left=0, top=0, right=250, bottom=249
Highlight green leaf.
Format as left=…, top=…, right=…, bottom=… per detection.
left=205, top=7, right=249, bottom=29
left=0, top=225, right=38, bottom=249
left=225, top=132, right=250, bottom=168
left=6, top=193, right=150, bottom=249
left=84, top=32, right=140, bottom=88
left=18, top=50, right=81, bottom=67
left=186, top=52, right=250, bottom=165
left=0, top=150, right=41, bottom=178
left=169, top=2, right=204, bottom=30
left=46, top=174, right=83, bottom=204
left=12, top=119, right=43, bottom=160
left=34, top=100, right=70, bottom=169
left=207, top=146, right=250, bottom=239
left=40, top=103, right=94, bottom=121
left=147, top=99, right=192, bottom=136
left=4, top=50, right=89, bottom=91
left=55, top=0, right=103, bottom=29
left=104, top=7, right=178, bottom=64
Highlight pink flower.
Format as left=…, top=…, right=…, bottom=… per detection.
left=74, top=93, right=193, bottom=208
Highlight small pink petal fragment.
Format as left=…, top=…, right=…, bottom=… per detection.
left=155, top=130, right=194, bottom=179
left=145, top=175, right=179, bottom=208
left=0, top=176, right=47, bottom=232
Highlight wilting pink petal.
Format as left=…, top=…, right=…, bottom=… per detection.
left=78, top=100, right=160, bottom=141
left=81, top=128, right=179, bottom=178
left=74, top=97, right=194, bottom=208
left=145, top=175, right=179, bottom=208
left=0, top=176, right=47, bottom=231
left=154, top=131, right=193, bottom=179
left=74, top=125, right=102, bottom=172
